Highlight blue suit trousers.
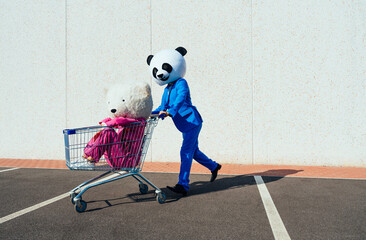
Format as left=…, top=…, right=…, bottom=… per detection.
left=178, top=124, right=218, bottom=191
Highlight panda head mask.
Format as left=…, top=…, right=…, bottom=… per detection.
left=147, top=47, right=187, bottom=86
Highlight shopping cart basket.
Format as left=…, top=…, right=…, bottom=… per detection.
left=63, top=116, right=166, bottom=212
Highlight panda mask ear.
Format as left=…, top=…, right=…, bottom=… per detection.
left=175, top=47, right=187, bottom=56
left=147, top=55, right=154, bottom=65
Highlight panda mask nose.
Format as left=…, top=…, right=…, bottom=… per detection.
left=157, top=71, right=169, bottom=80
left=111, top=109, right=117, bottom=113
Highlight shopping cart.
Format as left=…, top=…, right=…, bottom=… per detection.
left=63, top=115, right=165, bottom=213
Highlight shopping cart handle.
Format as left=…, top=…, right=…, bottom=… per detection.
left=158, top=113, right=166, bottom=120
left=150, top=111, right=167, bottom=120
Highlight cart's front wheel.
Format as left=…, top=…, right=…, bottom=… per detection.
left=156, top=192, right=166, bottom=204
left=139, top=183, right=148, bottom=194
left=75, top=200, right=87, bottom=213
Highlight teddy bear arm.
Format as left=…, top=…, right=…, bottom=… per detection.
left=112, top=117, right=140, bottom=126
left=99, top=118, right=112, bottom=126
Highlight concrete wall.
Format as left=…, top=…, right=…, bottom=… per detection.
left=0, top=1, right=66, bottom=160
left=0, top=0, right=365, bottom=167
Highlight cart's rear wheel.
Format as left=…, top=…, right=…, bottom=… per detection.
left=139, top=183, right=148, bottom=194
left=156, top=192, right=166, bottom=204
left=75, top=200, right=87, bottom=213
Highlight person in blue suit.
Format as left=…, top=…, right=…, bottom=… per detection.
left=147, top=47, right=221, bottom=196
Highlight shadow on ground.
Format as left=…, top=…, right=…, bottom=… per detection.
left=83, top=169, right=302, bottom=212
left=165, top=169, right=303, bottom=201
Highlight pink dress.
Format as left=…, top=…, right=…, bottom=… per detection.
left=84, top=117, right=147, bottom=168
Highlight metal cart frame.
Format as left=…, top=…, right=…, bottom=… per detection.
left=63, top=117, right=165, bottom=212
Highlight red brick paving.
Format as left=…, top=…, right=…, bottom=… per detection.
left=0, top=158, right=365, bottom=179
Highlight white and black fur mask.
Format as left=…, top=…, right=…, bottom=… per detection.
left=147, top=47, right=187, bottom=86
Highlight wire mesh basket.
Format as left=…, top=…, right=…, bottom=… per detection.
left=63, top=117, right=158, bottom=172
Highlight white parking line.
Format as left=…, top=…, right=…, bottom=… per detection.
left=254, top=175, right=291, bottom=240
left=0, top=192, right=69, bottom=224
left=0, top=168, right=19, bottom=173
left=0, top=171, right=127, bottom=224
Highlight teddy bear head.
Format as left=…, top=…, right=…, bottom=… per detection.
left=106, top=81, right=153, bottom=120
left=146, top=47, right=187, bottom=86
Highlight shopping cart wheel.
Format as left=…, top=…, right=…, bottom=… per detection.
left=70, top=194, right=82, bottom=204
left=70, top=193, right=81, bottom=204
left=156, top=192, right=166, bottom=204
left=139, top=183, right=148, bottom=194
left=75, top=200, right=87, bottom=213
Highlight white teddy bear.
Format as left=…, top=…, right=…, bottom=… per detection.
left=83, top=81, right=153, bottom=169
left=105, top=81, right=153, bottom=120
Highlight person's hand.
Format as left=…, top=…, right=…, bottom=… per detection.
left=159, top=111, right=171, bottom=119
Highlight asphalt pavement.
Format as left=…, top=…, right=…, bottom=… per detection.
left=0, top=167, right=365, bottom=240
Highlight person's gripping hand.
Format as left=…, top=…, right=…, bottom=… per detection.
left=159, top=111, right=171, bottom=119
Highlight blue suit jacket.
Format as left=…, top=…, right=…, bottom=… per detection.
left=153, top=78, right=203, bottom=132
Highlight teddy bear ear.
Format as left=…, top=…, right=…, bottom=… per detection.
left=175, top=47, right=187, bottom=56
left=144, top=83, right=151, bottom=97
left=147, top=55, right=154, bottom=65
left=138, top=82, right=151, bottom=97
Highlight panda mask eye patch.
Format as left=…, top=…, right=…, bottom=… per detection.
left=152, top=68, right=158, bottom=79
left=162, top=63, right=173, bottom=73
